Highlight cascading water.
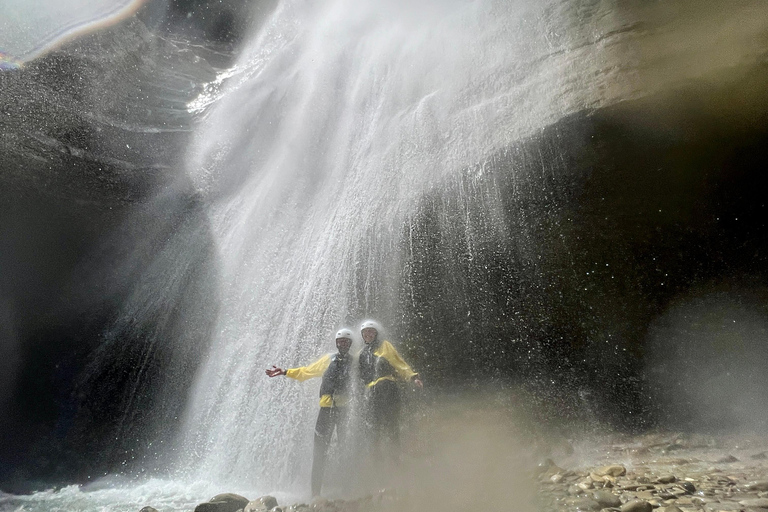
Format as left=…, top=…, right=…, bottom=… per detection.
left=5, top=0, right=768, bottom=509
left=176, top=0, right=621, bottom=492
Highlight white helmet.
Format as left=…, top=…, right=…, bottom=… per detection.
left=335, top=328, right=354, bottom=341
left=359, top=320, right=382, bottom=335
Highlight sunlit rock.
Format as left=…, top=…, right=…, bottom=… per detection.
left=594, top=465, right=627, bottom=478
left=244, top=496, right=279, bottom=512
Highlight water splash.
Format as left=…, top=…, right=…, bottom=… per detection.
left=175, top=0, right=610, bottom=491
left=0, top=478, right=274, bottom=512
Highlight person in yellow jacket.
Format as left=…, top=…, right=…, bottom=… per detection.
left=266, top=328, right=354, bottom=497
left=358, top=320, right=422, bottom=456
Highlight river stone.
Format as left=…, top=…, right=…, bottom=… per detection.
left=568, top=497, right=602, bottom=510
left=748, top=482, right=768, bottom=492
left=593, top=490, right=622, bottom=508
left=660, top=506, right=684, bottom=512
left=595, top=465, right=627, bottom=477
left=715, top=455, right=739, bottom=464
left=657, top=475, right=677, bottom=484
left=704, top=502, right=742, bottom=511
left=620, top=499, right=652, bottom=512
left=139, top=508, right=159, bottom=512
left=739, top=498, right=768, bottom=508
left=195, top=493, right=250, bottom=512
left=245, top=496, right=279, bottom=512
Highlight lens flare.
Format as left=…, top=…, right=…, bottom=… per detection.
left=0, top=0, right=147, bottom=66
left=0, top=50, right=23, bottom=70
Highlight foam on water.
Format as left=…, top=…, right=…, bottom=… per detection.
left=0, top=478, right=298, bottom=512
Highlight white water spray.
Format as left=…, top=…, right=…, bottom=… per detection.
left=178, top=0, right=621, bottom=492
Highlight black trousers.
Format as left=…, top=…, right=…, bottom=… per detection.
left=367, top=380, right=401, bottom=452
left=311, top=406, right=346, bottom=496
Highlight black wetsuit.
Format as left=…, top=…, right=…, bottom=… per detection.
left=311, top=352, right=351, bottom=496
left=358, top=339, right=417, bottom=452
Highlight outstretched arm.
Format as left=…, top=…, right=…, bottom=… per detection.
left=266, top=354, right=332, bottom=381
left=266, top=365, right=286, bottom=377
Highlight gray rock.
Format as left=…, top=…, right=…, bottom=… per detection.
left=568, top=497, right=602, bottom=510
left=657, top=475, right=677, bottom=484
left=620, top=499, right=653, bottom=512
left=659, top=507, right=684, bottom=512
left=715, top=455, right=739, bottom=464
left=139, top=508, right=159, bottom=512
left=594, top=465, right=627, bottom=477
left=244, top=496, right=279, bottom=512
left=704, top=502, right=742, bottom=511
left=748, top=482, right=768, bottom=492
left=195, top=493, right=250, bottom=512
left=593, top=490, right=622, bottom=508
left=739, top=498, right=768, bottom=508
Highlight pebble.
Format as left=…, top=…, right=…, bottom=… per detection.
left=739, top=498, right=768, bottom=508
left=620, top=499, right=652, bottom=512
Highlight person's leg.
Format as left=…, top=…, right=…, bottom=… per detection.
left=370, top=381, right=400, bottom=461
left=378, top=381, right=401, bottom=458
left=311, top=408, right=334, bottom=497
left=335, top=407, right=348, bottom=445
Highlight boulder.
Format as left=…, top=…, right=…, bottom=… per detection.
left=593, top=490, right=622, bottom=508
left=195, top=493, right=250, bottom=512
left=244, top=496, right=279, bottom=512
left=594, top=465, right=627, bottom=478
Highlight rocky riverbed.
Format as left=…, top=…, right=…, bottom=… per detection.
left=134, top=432, right=768, bottom=512
left=535, top=432, right=768, bottom=512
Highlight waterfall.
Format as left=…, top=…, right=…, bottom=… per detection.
left=176, top=0, right=617, bottom=491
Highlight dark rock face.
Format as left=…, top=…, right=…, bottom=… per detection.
left=397, top=61, right=768, bottom=429
left=0, top=16, right=221, bottom=487
left=142, top=0, right=276, bottom=48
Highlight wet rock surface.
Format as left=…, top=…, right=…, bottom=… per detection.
left=536, top=434, right=768, bottom=512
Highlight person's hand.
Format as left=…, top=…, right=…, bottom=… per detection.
left=266, top=365, right=286, bottom=377
left=412, top=376, right=423, bottom=389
